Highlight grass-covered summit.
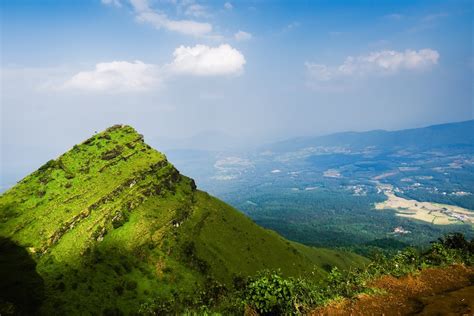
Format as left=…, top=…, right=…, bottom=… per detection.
left=0, top=125, right=366, bottom=314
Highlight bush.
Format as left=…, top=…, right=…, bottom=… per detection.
left=243, top=270, right=295, bottom=314
left=325, top=267, right=368, bottom=299
left=422, top=242, right=457, bottom=266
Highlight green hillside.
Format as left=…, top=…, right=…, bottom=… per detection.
left=0, top=125, right=366, bottom=315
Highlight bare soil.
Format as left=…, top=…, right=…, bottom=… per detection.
left=311, top=264, right=474, bottom=316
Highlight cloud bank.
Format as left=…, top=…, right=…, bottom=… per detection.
left=306, top=49, right=439, bottom=82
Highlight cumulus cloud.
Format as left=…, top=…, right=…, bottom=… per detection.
left=224, top=2, right=233, bottom=10
left=62, top=61, right=159, bottom=92
left=306, top=49, right=439, bottom=82
left=168, top=44, right=246, bottom=76
left=58, top=44, right=245, bottom=92
left=234, top=30, right=252, bottom=41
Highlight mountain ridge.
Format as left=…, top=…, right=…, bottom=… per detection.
left=265, top=119, right=474, bottom=152
left=0, top=124, right=367, bottom=314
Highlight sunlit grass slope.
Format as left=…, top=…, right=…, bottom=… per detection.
left=0, top=125, right=367, bottom=314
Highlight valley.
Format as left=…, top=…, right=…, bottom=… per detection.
left=166, top=120, right=474, bottom=254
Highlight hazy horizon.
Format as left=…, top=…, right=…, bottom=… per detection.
left=1, top=118, right=472, bottom=192
left=1, top=0, right=473, bottom=188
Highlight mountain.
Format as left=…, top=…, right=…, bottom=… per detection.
left=0, top=125, right=366, bottom=315
left=266, top=120, right=474, bottom=153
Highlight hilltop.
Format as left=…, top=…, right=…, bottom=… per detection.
left=0, top=125, right=366, bottom=315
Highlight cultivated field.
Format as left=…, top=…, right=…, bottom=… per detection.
left=375, top=184, right=474, bottom=225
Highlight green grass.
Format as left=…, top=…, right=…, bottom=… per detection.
left=0, top=125, right=367, bottom=315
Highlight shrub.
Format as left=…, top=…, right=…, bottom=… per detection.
left=387, top=248, right=420, bottom=277
left=38, top=159, right=56, bottom=172
left=422, top=243, right=457, bottom=266
left=325, top=267, right=368, bottom=298
left=243, top=270, right=295, bottom=314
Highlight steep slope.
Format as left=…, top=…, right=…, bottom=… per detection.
left=0, top=125, right=366, bottom=315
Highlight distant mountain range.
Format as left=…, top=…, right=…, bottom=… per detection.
left=265, top=120, right=474, bottom=153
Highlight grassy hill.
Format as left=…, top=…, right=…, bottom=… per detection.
left=0, top=125, right=366, bottom=314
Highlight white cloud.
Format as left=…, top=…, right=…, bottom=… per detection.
left=224, top=2, right=233, bottom=10
left=136, top=11, right=212, bottom=36
left=306, top=49, right=439, bottom=82
left=62, top=61, right=159, bottom=92
left=57, top=44, right=246, bottom=92
left=129, top=0, right=149, bottom=12
left=127, top=0, right=213, bottom=37
left=168, top=44, right=246, bottom=76
left=101, top=0, right=122, bottom=7
left=360, top=49, right=439, bottom=71
left=234, top=30, right=252, bottom=41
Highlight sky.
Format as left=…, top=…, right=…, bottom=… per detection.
left=1, top=0, right=473, bottom=187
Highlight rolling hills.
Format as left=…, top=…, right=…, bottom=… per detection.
left=0, top=125, right=366, bottom=315
left=162, top=120, right=473, bottom=254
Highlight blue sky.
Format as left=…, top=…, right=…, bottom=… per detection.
left=1, top=0, right=473, bottom=187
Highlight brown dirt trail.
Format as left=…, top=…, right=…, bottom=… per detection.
left=311, top=264, right=474, bottom=316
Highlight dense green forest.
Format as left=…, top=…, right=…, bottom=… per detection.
left=171, top=122, right=474, bottom=256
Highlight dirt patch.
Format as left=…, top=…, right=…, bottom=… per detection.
left=375, top=183, right=474, bottom=225
left=311, top=264, right=474, bottom=316
left=417, top=286, right=474, bottom=315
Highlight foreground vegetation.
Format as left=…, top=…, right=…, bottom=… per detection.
left=138, top=233, right=473, bottom=314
